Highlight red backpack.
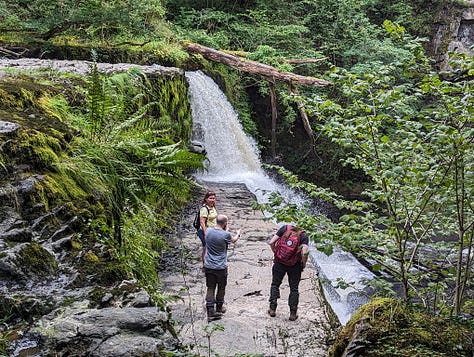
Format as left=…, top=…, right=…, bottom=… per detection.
left=274, top=225, right=304, bottom=266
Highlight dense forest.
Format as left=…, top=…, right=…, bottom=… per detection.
left=0, top=0, right=473, bottom=356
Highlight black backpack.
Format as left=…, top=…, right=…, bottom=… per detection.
left=193, top=205, right=209, bottom=230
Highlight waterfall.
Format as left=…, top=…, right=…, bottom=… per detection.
left=185, top=70, right=373, bottom=324
left=185, top=70, right=301, bottom=203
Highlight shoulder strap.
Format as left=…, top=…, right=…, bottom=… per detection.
left=282, top=224, right=294, bottom=238
left=200, top=205, right=210, bottom=216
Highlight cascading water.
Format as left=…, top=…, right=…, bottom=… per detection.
left=185, top=70, right=373, bottom=324
left=185, top=70, right=303, bottom=204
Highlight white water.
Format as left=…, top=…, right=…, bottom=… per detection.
left=186, top=70, right=303, bottom=204
left=186, top=70, right=373, bottom=324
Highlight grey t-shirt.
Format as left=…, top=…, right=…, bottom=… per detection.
left=204, top=228, right=232, bottom=269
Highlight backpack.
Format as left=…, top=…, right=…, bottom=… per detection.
left=193, top=205, right=209, bottom=230
left=274, top=225, right=304, bottom=266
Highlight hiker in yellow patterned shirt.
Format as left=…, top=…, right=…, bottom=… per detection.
left=197, top=190, right=218, bottom=267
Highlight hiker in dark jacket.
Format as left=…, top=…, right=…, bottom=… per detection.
left=268, top=224, right=309, bottom=321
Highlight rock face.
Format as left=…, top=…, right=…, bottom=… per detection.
left=431, top=0, right=474, bottom=69
left=0, top=58, right=183, bottom=76
left=161, top=181, right=338, bottom=357
left=31, top=298, right=177, bottom=357
left=0, top=63, right=184, bottom=356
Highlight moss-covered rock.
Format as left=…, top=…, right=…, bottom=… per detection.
left=0, top=62, right=201, bottom=356
left=329, top=297, right=474, bottom=357
left=17, top=241, right=58, bottom=278
left=147, top=74, right=193, bottom=142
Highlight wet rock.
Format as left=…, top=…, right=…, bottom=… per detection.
left=188, top=140, right=205, bottom=154
left=0, top=58, right=183, bottom=77
left=0, top=120, right=20, bottom=134
left=17, top=176, right=39, bottom=195
left=50, top=216, right=79, bottom=242
left=51, top=235, right=73, bottom=252
left=0, top=227, right=33, bottom=242
left=32, top=301, right=178, bottom=356
left=92, top=334, right=168, bottom=357
left=125, top=289, right=154, bottom=308
left=0, top=244, right=31, bottom=280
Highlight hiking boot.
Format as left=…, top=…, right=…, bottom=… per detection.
left=216, top=303, right=226, bottom=314
left=267, top=308, right=276, bottom=317
left=207, top=307, right=223, bottom=322
left=208, top=313, right=222, bottom=322
left=289, top=312, right=298, bottom=321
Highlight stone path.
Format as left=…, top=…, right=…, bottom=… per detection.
left=162, top=182, right=336, bottom=357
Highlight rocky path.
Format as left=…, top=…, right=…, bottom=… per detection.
left=162, top=182, right=336, bottom=357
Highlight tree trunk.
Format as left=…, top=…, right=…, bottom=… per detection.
left=290, top=86, right=317, bottom=158
left=184, top=42, right=331, bottom=86
left=269, top=82, right=277, bottom=159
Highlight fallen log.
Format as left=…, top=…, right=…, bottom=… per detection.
left=286, top=58, right=327, bottom=64
left=0, top=47, right=23, bottom=58
left=184, top=42, right=331, bottom=87
left=184, top=42, right=331, bottom=160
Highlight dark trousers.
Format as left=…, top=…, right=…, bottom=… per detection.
left=205, top=267, right=228, bottom=307
left=269, top=261, right=302, bottom=313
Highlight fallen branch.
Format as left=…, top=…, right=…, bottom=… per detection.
left=0, top=47, right=24, bottom=58
left=286, top=58, right=327, bottom=64
left=184, top=42, right=331, bottom=87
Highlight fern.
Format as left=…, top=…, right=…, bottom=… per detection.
left=63, top=62, right=204, bottom=245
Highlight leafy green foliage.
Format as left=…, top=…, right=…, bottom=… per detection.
left=0, top=0, right=166, bottom=41
left=258, top=25, right=473, bottom=317
left=55, top=63, right=204, bottom=295
left=167, top=0, right=433, bottom=69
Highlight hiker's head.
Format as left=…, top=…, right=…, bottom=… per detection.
left=201, top=190, right=216, bottom=205
left=216, top=214, right=228, bottom=229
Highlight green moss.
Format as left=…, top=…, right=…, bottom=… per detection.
left=17, top=129, right=63, bottom=168
left=17, top=241, right=58, bottom=277
left=83, top=251, right=99, bottom=263
left=71, top=239, right=82, bottom=250
left=0, top=78, right=55, bottom=112
left=36, top=172, right=89, bottom=209
left=329, top=298, right=474, bottom=357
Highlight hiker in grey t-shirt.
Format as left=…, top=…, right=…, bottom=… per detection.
left=204, top=214, right=241, bottom=321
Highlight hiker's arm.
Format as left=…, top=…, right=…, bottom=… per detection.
left=269, top=234, right=280, bottom=252
left=301, top=244, right=309, bottom=270
left=200, top=215, right=207, bottom=236
left=231, top=228, right=241, bottom=244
